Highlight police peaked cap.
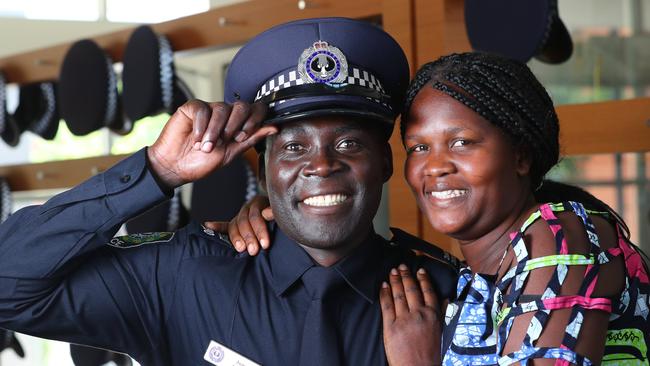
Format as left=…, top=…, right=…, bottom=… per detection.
left=465, top=0, right=573, bottom=64
left=122, top=25, right=194, bottom=122
left=0, top=72, right=20, bottom=147
left=14, top=81, right=60, bottom=140
left=58, top=39, right=128, bottom=136
left=225, top=17, right=410, bottom=125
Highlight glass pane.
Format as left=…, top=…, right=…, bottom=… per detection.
left=547, top=152, right=649, bottom=249
left=529, top=0, right=650, bottom=105
left=0, top=0, right=99, bottom=20
left=106, top=0, right=209, bottom=23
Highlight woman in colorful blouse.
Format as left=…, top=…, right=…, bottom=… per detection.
left=380, top=52, right=649, bottom=365
left=218, top=51, right=650, bottom=365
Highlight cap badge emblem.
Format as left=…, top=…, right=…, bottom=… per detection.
left=298, top=40, right=348, bottom=85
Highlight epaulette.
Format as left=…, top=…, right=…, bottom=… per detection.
left=199, top=224, right=236, bottom=250
left=108, top=231, right=175, bottom=249
left=389, top=227, right=462, bottom=272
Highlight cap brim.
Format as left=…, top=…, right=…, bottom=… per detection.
left=264, top=93, right=395, bottom=125
left=265, top=107, right=393, bottom=125
left=534, top=16, right=573, bottom=64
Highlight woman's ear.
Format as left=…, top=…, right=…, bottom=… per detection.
left=515, top=145, right=532, bottom=176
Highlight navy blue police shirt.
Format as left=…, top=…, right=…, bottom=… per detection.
left=0, top=149, right=458, bottom=366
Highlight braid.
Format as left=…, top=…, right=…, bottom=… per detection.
left=401, top=52, right=560, bottom=189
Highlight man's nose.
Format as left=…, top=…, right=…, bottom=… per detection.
left=302, top=148, right=344, bottom=178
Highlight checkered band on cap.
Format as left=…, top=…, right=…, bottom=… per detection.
left=0, top=177, right=11, bottom=223
left=254, top=66, right=387, bottom=104
left=103, top=55, right=118, bottom=127
left=157, top=34, right=174, bottom=111
left=31, top=83, right=56, bottom=136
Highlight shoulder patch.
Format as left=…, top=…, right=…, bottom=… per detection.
left=108, top=232, right=175, bottom=248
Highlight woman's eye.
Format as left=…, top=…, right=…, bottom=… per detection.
left=407, top=144, right=428, bottom=154
left=451, top=139, right=471, bottom=148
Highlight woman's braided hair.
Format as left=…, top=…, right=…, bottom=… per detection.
left=401, top=52, right=559, bottom=189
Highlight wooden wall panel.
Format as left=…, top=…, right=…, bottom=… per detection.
left=382, top=0, right=419, bottom=235
left=557, top=98, right=650, bottom=155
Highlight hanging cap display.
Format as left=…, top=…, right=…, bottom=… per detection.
left=59, top=39, right=130, bottom=136
left=122, top=25, right=194, bottom=123
left=465, top=0, right=573, bottom=64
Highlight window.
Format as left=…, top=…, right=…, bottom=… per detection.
left=0, top=0, right=100, bottom=21
left=106, top=0, right=209, bottom=23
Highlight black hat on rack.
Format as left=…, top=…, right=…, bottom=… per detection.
left=465, top=0, right=573, bottom=64
left=122, top=25, right=194, bottom=123
left=13, top=81, right=60, bottom=140
left=0, top=72, right=20, bottom=147
left=58, top=39, right=130, bottom=136
left=190, top=155, right=258, bottom=223
left=125, top=188, right=189, bottom=234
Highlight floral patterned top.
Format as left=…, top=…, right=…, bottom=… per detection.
left=441, top=201, right=650, bottom=365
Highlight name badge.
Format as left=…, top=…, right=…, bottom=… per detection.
left=203, top=340, right=261, bottom=366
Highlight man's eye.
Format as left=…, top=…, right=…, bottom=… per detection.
left=336, top=139, right=360, bottom=150
left=284, top=143, right=303, bottom=152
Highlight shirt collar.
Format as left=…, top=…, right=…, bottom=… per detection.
left=266, top=224, right=384, bottom=304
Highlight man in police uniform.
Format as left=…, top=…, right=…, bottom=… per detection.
left=0, top=18, right=457, bottom=365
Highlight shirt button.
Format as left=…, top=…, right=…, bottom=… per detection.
left=120, top=175, right=131, bottom=183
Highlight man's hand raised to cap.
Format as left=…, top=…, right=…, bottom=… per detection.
left=147, top=100, right=277, bottom=190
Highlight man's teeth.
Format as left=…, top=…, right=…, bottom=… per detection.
left=429, top=190, right=467, bottom=199
left=303, top=194, right=349, bottom=207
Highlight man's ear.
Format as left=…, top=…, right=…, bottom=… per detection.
left=515, top=145, right=532, bottom=176
left=382, top=142, right=393, bottom=183
left=257, top=153, right=268, bottom=194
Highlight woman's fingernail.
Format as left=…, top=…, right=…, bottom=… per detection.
left=193, top=141, right=201, bottom=150
left=398, top=263, right=408, bottom=271
left=382, top=281, right=389, bottom=288
left=390, top=268, right=398, bottom=275
left=260, top=238, right=268, bottom=248
left=418, top=268, right=426, bottom=274
left=247, top=243, right=255, bottom=253
left=234, top=240, right=243, bottom=250
left=201, top=141, right=213, bottom=152
left=235, top=131, right=247, bottom=142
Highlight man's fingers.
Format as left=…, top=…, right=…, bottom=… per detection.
left=417, top=268, right=439, bottom=309
left=228, top=125, right=277, bottom=158
left=389, top=267, right=409, bottom=317
left=222, top=101, right=251, bottom=142
left=398, top=264, right=424, bottom=311
left=203, top=221, right=229, bottom=233
left=237, top=102, right=268, bottom=142
left=379, top=281, right=396, bottom=325
left=165, top=99, right=210, bottom=149
left=198, top=103, right=231, bottom=152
